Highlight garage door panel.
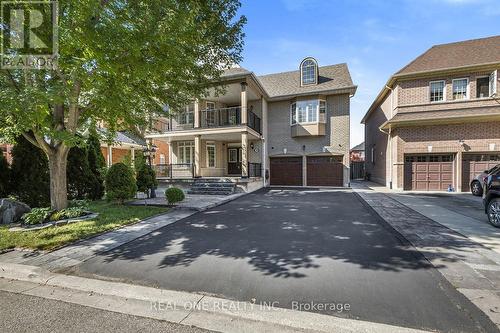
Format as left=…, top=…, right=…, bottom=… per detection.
left=270, top=157, right=303, bottom=186
left=405, top=155, right=454, bottom=191
left=462, top=154, right=500, bottom=192
left=306, top=156, right=343, bottom=187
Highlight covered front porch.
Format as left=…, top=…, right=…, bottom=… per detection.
left=153, top=128, right=263, bottom=180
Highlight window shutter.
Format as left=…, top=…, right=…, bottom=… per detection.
left=490, top=70, right=498, bottom=97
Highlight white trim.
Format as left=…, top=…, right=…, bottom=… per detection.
left=289, top=99, right=327, bottom=126
left=452, top=77, right=469, bottom=100
left=490, top=70, right=498, bottom=97
left=475, top=75, right=490, bottom=99
left=429, top=80, right=446, bottom=103
left=299, top=57, right=318, bottom=86
left=206, top=142, right=216, bottom=168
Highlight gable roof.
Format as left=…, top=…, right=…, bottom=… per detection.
left=221, top=66, right=252, bottom=79
left=396, top=35, right=500, bottom=76
left=350, top=142, right=365, bottom=152
left=362, top=35, right=500, bottom=124
left=257, top=63, right=356, bottom=99
left=98, top=128, right=146, bottom=147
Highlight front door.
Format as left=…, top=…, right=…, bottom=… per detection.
left=228, top=148, right=242, bottom=175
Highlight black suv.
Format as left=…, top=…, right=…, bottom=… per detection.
left=483, top=167, right=500, bottom=227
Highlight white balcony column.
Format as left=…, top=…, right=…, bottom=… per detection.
left=194, top=100, right=200, bottom=128
left=194, top=135, right=201, bottom=177
left=240, top=82, right=248, bottom=125
left=107, top=145, right=113, bottom=167
left=130, top=147, right=135, bottom=166
left=241, top=132, right=248, bottom=178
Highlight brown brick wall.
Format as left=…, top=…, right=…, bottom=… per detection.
left=101, top=147, right=137, bottom=166
left=397, top=69, right=499, bottom=109
left=364, top=91, right=394, bottom=186
left=393, top=121, right=500, bottom=189
left=0, top=144, right=13, bottom=164
left=152, top=140, right=169, bottom=165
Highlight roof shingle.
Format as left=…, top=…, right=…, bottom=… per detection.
left=396, top=35, right=500, bottom=76
left=257, top=63, right=355, bottom=98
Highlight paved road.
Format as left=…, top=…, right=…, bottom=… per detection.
left=72, top=188, right=495, bottom=333
left=0, top=291, right=212, bottom=333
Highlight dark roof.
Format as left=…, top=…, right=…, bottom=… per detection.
left=221, top=67, right=252, bottom=78
left=98, top=128, right=146, bottom=147
left=396, top=35, right=500, bottom=76
left=257, top=63, right=356, bottom=98
left=350, top=142, right=365, bottom=151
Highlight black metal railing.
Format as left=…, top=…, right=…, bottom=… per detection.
left=248, top=162, right=262, bottom=177
left=148, top=106, right=262, bottom=134
left=153, top=163, right=194, bottom=179
left=200, top=106, right=241, bottom=128
left=248, top=111, right=261, bottom=134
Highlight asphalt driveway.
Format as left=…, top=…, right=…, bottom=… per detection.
left=71, top=188, right=495, bottom=332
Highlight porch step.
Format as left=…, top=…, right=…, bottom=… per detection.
left=188, top=179, right=236, bottom=195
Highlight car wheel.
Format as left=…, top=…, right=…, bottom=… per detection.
left=471, top=181, right=483, bottom=196
left=487, top=198, right=500, bottom=228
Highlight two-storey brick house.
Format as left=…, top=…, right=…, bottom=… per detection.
left=362, top=36, right=500, bottom=192
left=146, top=58, right=356, bottom=189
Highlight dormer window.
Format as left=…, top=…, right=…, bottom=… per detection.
left=300, top=58, right=318, bottom=86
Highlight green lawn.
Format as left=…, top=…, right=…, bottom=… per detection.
left=0, top=201, right=168, bottom=251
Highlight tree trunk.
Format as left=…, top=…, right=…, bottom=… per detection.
left=47, top=148, right=70, bottom=210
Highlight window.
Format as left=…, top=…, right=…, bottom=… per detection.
left=205, top=102, right=216, bottom=126
left=160, top=154, right=165, bottom=165
left=452, top=78, right=468, bottom=100
left=177, top=104, right=194, bottom=125
left=300, top=58, right=318, bottom=86
left=206, top=143, right=216, bottom=168
left=371, top=147, right=376, bottom=164
left=290, top=99, right=326, bottom=125
left=319, top=100, right=326, bottom=123
left=490, top=70, right=498, bottom=97
left=177, top=141, right=194, bottom=164
left=477, top=77, right=490, bottom=98
left=430, top=81, right=445, bottom=102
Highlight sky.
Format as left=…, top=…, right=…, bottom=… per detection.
left=237, top=0, right=500, bottom=147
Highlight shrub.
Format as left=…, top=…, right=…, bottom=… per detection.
left=50, top=207, right=87, bottom=221
left=67, top=145, right=96, bottom=200
left=0, top=153, right=9, bottom=197
left=165, top=187, right=185, bottom=205
left=10, top=135, right=50, bottom=207
left=136, top=157, right=158, bottom=197
left=86, top=129, right=106, bottom=200
left=69, top=199, right=90, bottom=210
left=22, top=207, right=52, bottom=225
left=105, top=163, right=137, bottom=203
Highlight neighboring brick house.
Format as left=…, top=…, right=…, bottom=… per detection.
left=0, top=144, right=12, bottom=164
left=146, top=58, right=356, bottom=187
left=350, top=142, right=365, bottom=162
left=362, top=35, right=500, bottom=192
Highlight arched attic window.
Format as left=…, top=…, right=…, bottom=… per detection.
left=300, top=57, right=318, bottom=86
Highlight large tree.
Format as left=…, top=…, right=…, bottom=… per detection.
left=0, top=0, right=245, bottom=209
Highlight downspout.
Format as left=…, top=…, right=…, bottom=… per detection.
left=385, top=85, right=394, bottom=189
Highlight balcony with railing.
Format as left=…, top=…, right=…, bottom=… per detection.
left=149, top=107, right=262, bottom=134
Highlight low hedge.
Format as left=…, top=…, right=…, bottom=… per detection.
left=165, top=187, right=185, bottom=204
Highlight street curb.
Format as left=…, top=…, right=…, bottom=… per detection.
left=0, top=262, right=430, bottom=333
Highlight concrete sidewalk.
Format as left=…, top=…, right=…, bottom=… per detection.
left=0, top=262, right=431, bottom=333
left=352, top=182, right=500, bottom=329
